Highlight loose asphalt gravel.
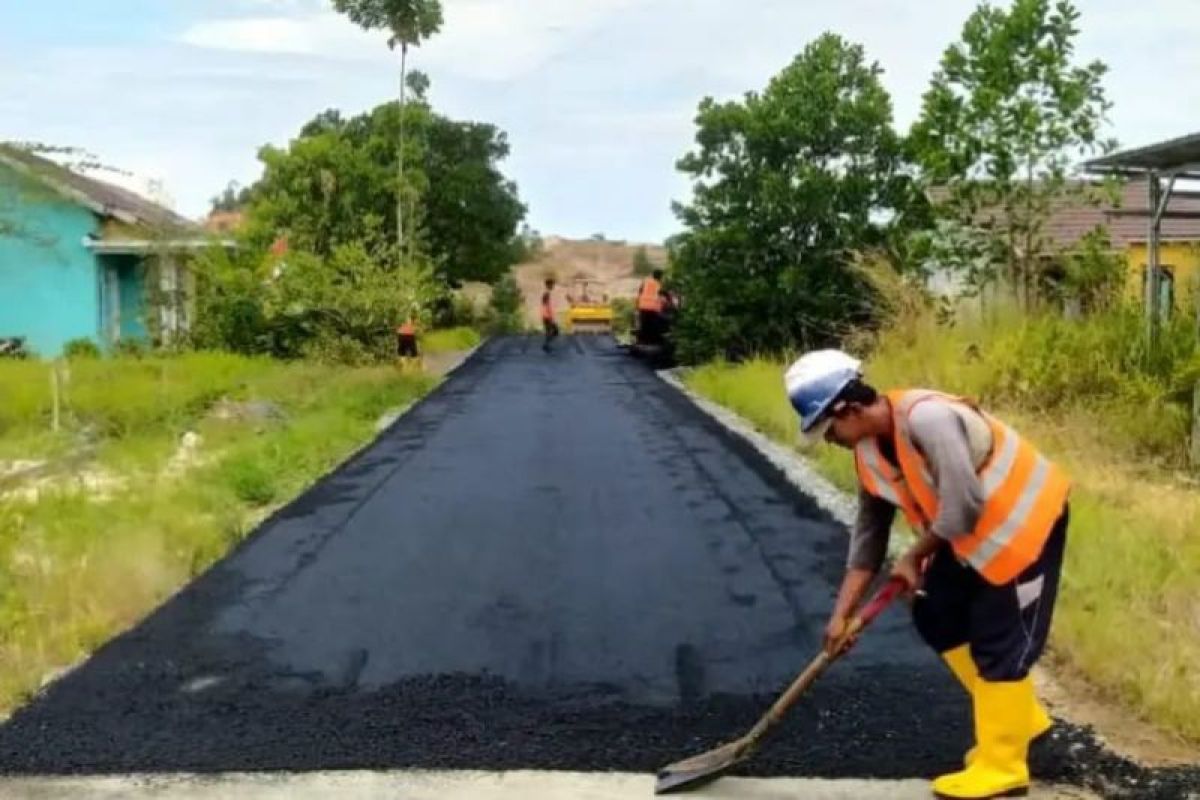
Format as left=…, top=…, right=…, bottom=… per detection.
left=0, top=336, right=1195, bottom=799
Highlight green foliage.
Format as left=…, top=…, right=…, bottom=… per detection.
left=189, top=238, right=446, bottom=364
left=332, top=0, right=443, bottom=52
left=244, top=100, right=526, bottom=285
left=112, top=339, right=147, bottom=359
left=670, top=33, right=913, bottom=362
left=611, top=297, right=635, bottom=336
left=210, top=181, right=253, bottom=214
left=421, top=326, right=481, bottom=354
left=486, top=274, right=524, bottom=333
left=1058, top=227, right=1126, bottom=313
left=63, top=339, right=101, bottom=360
left=489, top=274, right=522, bottom=317
left=909, top=0, right=1113, bottom=306
left=632, top=246, right=654, bottom=277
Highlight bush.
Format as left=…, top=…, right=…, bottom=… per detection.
left=112, top=338, right=147, bottom=359
left=487, top=275, right=524, bottom=333
left=611, top=297, right=635, bottom=336
left=63, top=338, right=101, bottom=360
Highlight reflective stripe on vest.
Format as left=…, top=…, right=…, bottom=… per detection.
left=638, top=278, right=663, bottom=312
left=853, top=390, right=1070, bottom=586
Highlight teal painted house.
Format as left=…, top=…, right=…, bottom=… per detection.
left=0, top=146, right=208, bottom=357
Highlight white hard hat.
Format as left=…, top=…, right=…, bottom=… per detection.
left=784, top=349, right=863, bottom=438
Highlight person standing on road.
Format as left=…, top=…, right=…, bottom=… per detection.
left=541, top=278, right=560, bottom=353
left=636, top=269, right=667, bottom=346
left=784, top=349, right=1070, bottom=800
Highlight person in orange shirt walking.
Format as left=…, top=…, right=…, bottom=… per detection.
left=541, top=278, right=559, bottom=353
left=396, top=313, right=420, bottom=368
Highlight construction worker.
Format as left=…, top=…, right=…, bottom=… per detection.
left=541, top=278, right=559, bottom=353
left=784, top=349, right=1070, bottom=800
left=637, top=269, right=666, bottom=346
left=396, top=313, right=420, bottom=369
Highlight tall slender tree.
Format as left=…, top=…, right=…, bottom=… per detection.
left=332, top=0, right=444, bottom=257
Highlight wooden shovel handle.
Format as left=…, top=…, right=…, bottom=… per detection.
left=750, top=578, right=906, bottom=739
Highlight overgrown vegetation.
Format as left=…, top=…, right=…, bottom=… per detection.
left=0, top=354, right=434, bottom=713
left=687, top=286, right=1200, bottom=741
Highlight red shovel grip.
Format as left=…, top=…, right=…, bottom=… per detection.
left=844, top=577, right=906, bottom=639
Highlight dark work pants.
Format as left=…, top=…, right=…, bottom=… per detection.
left=543, top=319, right=559, bottom=350
left=912, top=506, right=1069, bottom=681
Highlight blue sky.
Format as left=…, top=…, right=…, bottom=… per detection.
left=2, top=0, right=1197, bottom=242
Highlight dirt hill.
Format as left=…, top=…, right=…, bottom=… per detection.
left=513, top=237, right=667, bottom=326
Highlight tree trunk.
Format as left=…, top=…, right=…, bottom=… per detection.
left=397, top=43, right=408, bottom=259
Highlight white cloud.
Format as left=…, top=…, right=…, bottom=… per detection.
left=8, top=0, right=1200, bottom=241
left=180, top=0, right=646, bottom=81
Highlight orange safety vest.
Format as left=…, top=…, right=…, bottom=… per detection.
left=398, top=320, right=416, bottom=336
left=854, top=390, right=1070, bottom=586
left=638, top=278, right=664, bottom=312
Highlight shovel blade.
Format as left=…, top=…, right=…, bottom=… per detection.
left=654, top=738, right=751, bottom=795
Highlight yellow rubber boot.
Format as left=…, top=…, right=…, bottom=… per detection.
left=941, top=646, right=982, bottom=767
left=941, top=647, right=1051, bottom=767
left=933, top=677, right=1034, bottom=799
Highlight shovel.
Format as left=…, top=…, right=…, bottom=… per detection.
left=653, top=577, right=907, bottom=795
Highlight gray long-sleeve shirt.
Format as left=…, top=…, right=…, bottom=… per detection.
left=848, top=399, right=990, bottom=572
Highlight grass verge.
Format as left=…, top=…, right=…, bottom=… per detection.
left=685, top=321, right=1200, bottom=743
left=0, top=353, right=435, bottom=714
left=421, top=326, right=482, bottom=354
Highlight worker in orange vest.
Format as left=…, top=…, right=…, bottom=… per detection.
left=637, top=269, right=667, bottom=346
left=396, top=313, right=420, bottom=367
left=784, top=349, right=1070, bottom=800
left=541, top=278, right=559, bottom=353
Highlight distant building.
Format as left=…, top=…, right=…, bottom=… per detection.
left=0, top=145, right=214, bottom=356
left=926, top=179, right=1200, bottom=312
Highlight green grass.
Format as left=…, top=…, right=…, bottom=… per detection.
left=685, top=312, right=1200, bottom=743
left=0, top=353, right=434, bottom=713
left=421, top=326, right=482, bottom=354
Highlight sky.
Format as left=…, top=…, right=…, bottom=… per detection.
left=1, top=0, right=1197, bottom=243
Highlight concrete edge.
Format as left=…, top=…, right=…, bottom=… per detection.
left=0, top=770, right=1097, bottom=799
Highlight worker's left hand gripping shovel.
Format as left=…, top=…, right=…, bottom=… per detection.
left=653, top=577, right=907, bottom=795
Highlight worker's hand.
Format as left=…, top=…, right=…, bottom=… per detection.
left=823, top=613, right=859, bottom=657
left=890, top=550, right=925, bottom=597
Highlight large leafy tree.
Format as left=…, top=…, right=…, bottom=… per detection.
left=909, top=0, right=1112, bottom=307
left=333, top=0, right=444, bottom=256
left=245, top=98, right=526, bottom=285
left=671, top=33, right=911, bottom=361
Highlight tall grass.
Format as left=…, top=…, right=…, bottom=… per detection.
left=0, top=354, right=433, bottom=713
left=686, top=304, right=1200, bottom=742
left=420, top=326, right=482, bottom=354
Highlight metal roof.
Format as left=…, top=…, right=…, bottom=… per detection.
left=0, top=144, right=198, bottom=232
left=1085, top=131, right=1200, bottom=178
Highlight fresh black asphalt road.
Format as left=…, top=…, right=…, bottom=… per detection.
left=0, top=336, right=1194, bottom=798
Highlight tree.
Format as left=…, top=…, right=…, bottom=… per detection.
left=909, top=0, right=1112, bottom=308
left=486, top=273, right=523, bottom=333
left=210, top=180, right=253, bottom=213
left=332, top=0, right=444, bottom=256
left=244, top=99, right=526, bottom=285
left=670, top=33, right=912, bottom=361
left=632, top=246, right=655, bottom=277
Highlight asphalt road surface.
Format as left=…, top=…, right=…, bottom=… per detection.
left=0, top=337, right=1195, bottom=798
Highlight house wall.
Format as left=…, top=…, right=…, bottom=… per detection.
left=0, top=168, right=101, bottom=356
left=1125, top=242, right=1200, bottom=314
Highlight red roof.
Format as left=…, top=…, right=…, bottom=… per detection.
left=933, top=178, right=1200, bottom=250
